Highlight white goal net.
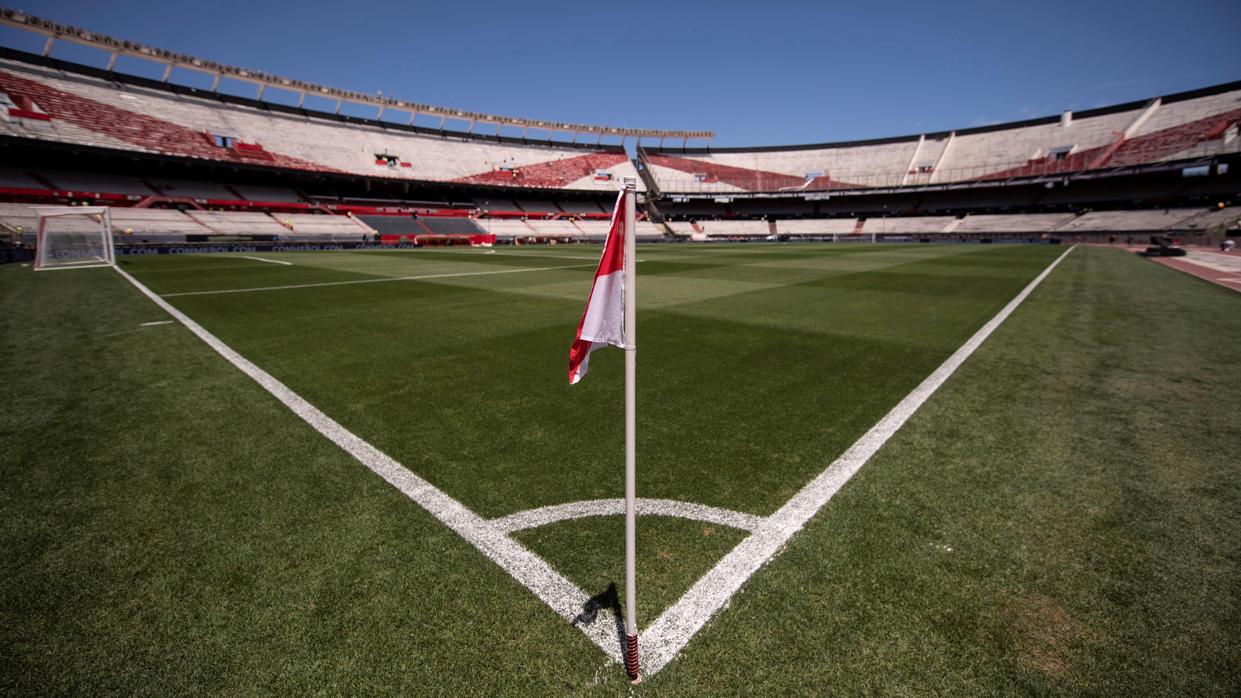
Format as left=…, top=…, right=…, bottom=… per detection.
left=33, top=206, right=116, bottom=271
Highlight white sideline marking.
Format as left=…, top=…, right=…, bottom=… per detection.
left=492, top=498, right=764, bottom=534
left=637, top=245, right=1076, bottom=676
left=140, top=320, right=174, bottom=327
left=238, top=255, right=292, bottom=266
left=114, top=267, right=625, bottom=664
left=159, top=263, right=594, bottom=297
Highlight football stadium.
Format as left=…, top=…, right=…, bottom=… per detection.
left=1, top=3, right=1239, bottom=694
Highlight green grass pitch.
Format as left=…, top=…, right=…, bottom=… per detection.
left=1, top=243, right=1238, bottom=695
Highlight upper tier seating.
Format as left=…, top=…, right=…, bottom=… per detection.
left=644, top=85, right=1241, bottom=193
left=0, top=57, right=644, bottom=192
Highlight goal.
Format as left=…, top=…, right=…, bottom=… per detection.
left=33, top=206, right=116, bottom=271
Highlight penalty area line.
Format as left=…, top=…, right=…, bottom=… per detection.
left=160, top=262, right=596, bottom=297
left=638, top=245, right=1078, bottom=677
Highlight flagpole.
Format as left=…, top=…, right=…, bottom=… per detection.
left=622, top=177, right=640, bottom=684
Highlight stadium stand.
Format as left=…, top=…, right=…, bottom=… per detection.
left=775, top=219, right=862, bottom=236
left=148, top=179, right=237, bottom=200
left=643, top=83, right=1241, bottom=193
left=524, top=220, right=581, bottom=237
left=862, top=217, right=958, bottom=234
left=1174, top=206, right=1241, bottom=230
left=571, top=220, right=615, bottom=239
left=1056, top=209, right=1204, bottom=232
left=694, top=220, right=771, bottom=237
left=483, top=220, right=537, bottom=238
left=231, top=184, right=304, bottom=203
left=110, top=208, right=210, bottom=236
left=0, top=167, right=44, bottom=189
left=558, top=200, right=608, bottom=214
left=953, top=213, right=1079, bottom=234
left=0, top=56, right=645, bottom=191
left=472, top=198, right=523, bottom=212
left=513, top=199, right=562, bottom=213
left=186, top=210, right=288, bottom=235
left=0, top=202, right=39, bottom=233
left=278, top=213, right=373, bottom=237
left=635, top=221, right=664, bottom=240
left=39, top=170, right=155, bottom=195
left=419, top=217, right=485, bottom=235
left=357, top=215, right=422, bottom=236
left=0, top=12, right=1234, bottom=253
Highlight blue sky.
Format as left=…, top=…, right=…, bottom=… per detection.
left=2, top=0, right=1238, bottom=147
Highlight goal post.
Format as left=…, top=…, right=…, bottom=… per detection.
left=33, top=206, right=116, bottom=271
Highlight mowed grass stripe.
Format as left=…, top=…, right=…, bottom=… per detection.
left=132, top=244, right=1063, bottom=520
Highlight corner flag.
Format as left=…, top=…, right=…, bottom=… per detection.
left=567, top=188, right=628, bottom=385
left=567, top=180, right=641, bottom=683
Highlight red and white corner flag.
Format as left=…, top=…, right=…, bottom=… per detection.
left=567, top=189, right=629, bottom=385
left=567, top=182, right=642, bottom=683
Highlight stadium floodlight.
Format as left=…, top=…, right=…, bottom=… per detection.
left=32, top=206, right=116, bottom=271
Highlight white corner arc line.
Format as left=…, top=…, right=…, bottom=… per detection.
left=238, top=255, right=293, bottom=266
left=492, top=498, right=765, bottom=534
left=140, top=320, right=174, bottom=326
left=113, top=267, right=625, bottom=664
left=638, top=245, right=1077, bottom=677
left=159, top=263, right=595, bottom=297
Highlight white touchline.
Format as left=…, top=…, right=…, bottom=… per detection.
left=160, top=263, right=596, bottom=297
left=238, top=255, right=293, bottom=266
left=637, top=245, right=1077, bottom=676
left=114, top=267, right=625, bottom=664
